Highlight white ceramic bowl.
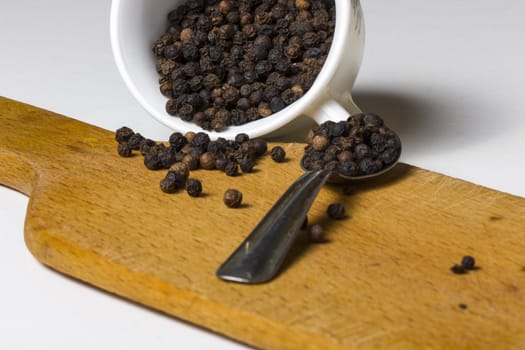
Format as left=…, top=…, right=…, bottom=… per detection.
left=110, top=0, right=365, bottom=139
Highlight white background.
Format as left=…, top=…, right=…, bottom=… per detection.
left=1, top=1, right=524, bottom=349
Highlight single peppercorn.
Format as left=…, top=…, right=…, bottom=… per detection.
left=312, top=135, right=330, bottom=151
left=200, top=152, right=216, bottom=170
left=160, top=171, right=185, bottom=193
left=251, top=138, right=268, bottom=156
left=185, top=178, right=203, bottom=197
left=223, top=188, right=243, bottom=208
left=182, top=151, right=200, bottom=170
left=115, top=126, right=134, bottom=143
left=224, top=161, right=239, bottom=176
left=240, top=157, right=255, bottom=173
left=308, top=224, right=326, bottom=243
left=144, top=152, right=163, bottom=170
left=270, top=146, right=286, bottom=162
left=117, top=142, right=133, bottom=157
left=461, top=256, right=476, bottom=270
left=327, top=203, right=346, bottom=220
left=169, top=162, right=190, bottom=179
left=127, top=133, right=145, bottom=150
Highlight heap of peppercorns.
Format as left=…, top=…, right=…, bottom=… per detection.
left=152, top=0, right=335, bottom=131
left=301, top=113, right=401, bottom=177
left=115, top=126, right=286, bottom=199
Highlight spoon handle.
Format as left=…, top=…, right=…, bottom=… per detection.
left=216, top=169, right=332, bottom=284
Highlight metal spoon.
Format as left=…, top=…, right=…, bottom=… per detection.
left=216, top=130, right=401, bottom=284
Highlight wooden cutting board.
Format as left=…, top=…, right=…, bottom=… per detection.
left=1, top=96, right=524, bottom=349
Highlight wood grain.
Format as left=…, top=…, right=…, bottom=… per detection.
left=1, top=96, right=525, bottom=349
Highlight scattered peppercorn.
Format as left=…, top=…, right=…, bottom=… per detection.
left=152, top=0, right=336, bottom=131
left=271, top=146, right=286, bottom=162
left=327, top=203, right=346, bottom=220
left=224, top=161, right=239, bottom=176
left=308, top=224, right=326, bottom=243
left=115, top=126, right=134, bottom=143
left=461, top=256, right=476, bottom=270
left=224, top=188, right=243, bottom=208
left=117, top=142, right=133, bottom=157
left=160, top=171, right=184, bottom=193
left=185, top=178, right=203, bottom=197
left=458, top=303, right=468, bottom=310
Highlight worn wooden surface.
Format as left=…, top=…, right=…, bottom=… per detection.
left=1, top=96, right=524, bottom=349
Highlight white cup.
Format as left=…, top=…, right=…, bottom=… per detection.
left=110, top=0, right=365, bottom=139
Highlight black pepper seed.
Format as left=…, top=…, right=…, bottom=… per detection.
left=240, top=157, right=255, bottom=173
left=115, top=126, right=134, bottom=143
left=224, top=161, right=239, bottom=176
left=461, top=256, right=476, bottom=270
left=224, top=188, right=243, bottom=208
left=127, top=133, right=145, bottom=150
left=308, top=224, right=326, bottom=243
left=199, top=152, right=216, bottom=170
left=169, top=162, right=190, bottom=179
left=144, top=152, right=163, bottom=170
left=117, top=142, right=133, bottom=157
left=327, top=203, right=345, bottom=220
left=270, top=146, right=286, bottom=162
left=160, top=171, right=185, bottom=193
left=185, top=178, right=203, bottom=197
left=251, top=138, right=268, bottom=156
left=458, top=303, right=468, bottom=310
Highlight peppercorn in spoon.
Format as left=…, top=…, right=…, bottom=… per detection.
left=216, top=112, right=401, bottom=283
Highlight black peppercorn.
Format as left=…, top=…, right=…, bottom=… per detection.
left=139, top=138, right=157, bottom=156
left=215, top=153, right=228, bottom=170
left=160, top=171, right=186, bottom=193
left=144, top=151, right=163, bottom=170
left=127, top=133, right=145, bottom=150
left=308, top=224, right=326, bottom=243
left=327, top=203, right=346, bottom=220
left=258, top=102, right=272, bottom=117
left=200, top=152, right=216, bottom=170
left=182, top=151, right=200, bottom=170
left=251, top=138, right=268, bottom=156
left=312, top=135, right=330, bottom=151
left=115, top=126, right=134, bottom=143
left=235, top=133, right=250, bottom=144
left=240, top=157, right=255, bottom=173
left=224, top=161, right=239, bottom=176
left=224, top=188, right=243, bottom=208
left=254, top=60, right=273, bottom=78
left=185, top=178, right=203, bottom=197
left=169, top=162, right=189, bottom=179
left=117, top=142, right=133, bottom=157
left=270, top=146, right=286, bottom=162
left=182, top=43, right=200, bottom=61
left=461, top=256, right=476, bottom=270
